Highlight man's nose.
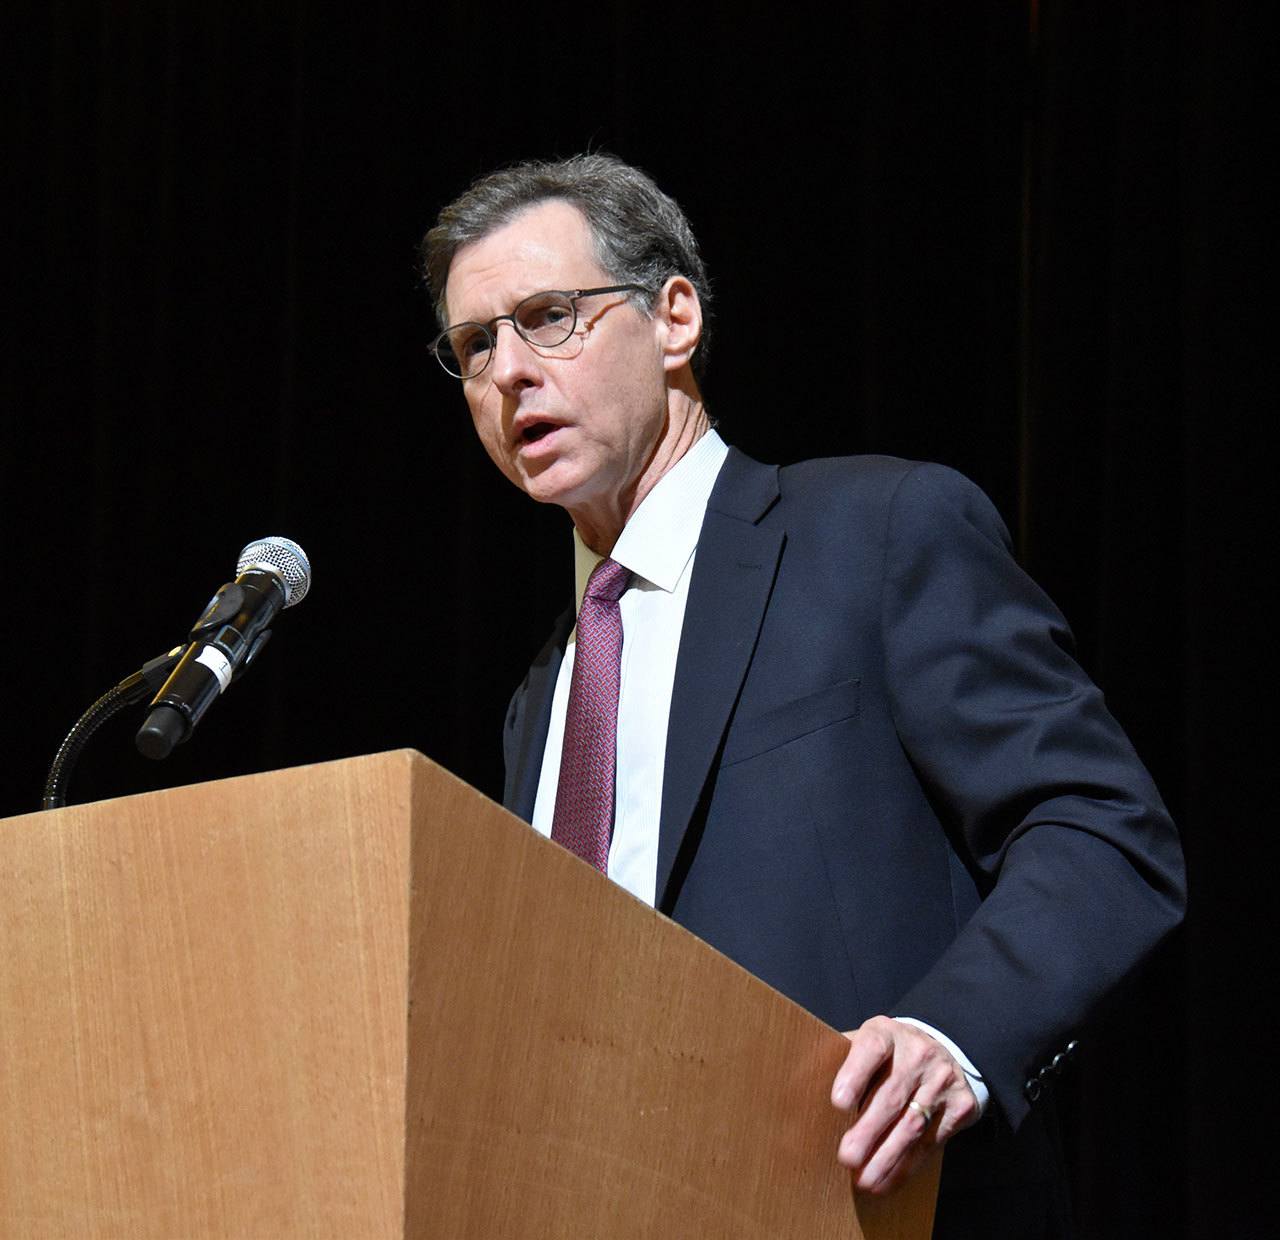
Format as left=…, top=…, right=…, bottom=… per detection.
left=489, top=321, right=540, bottom=392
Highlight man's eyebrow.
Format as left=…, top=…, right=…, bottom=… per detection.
left=450, top=287, right=555, bottom=328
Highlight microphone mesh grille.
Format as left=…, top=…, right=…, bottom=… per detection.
left=236, top=536, right=312, bottom=607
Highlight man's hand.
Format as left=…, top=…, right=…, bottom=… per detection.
left=831, top=1015, right=980, bottom=1195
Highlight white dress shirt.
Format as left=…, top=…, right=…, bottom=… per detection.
left=529, top=427, right=987, bottom=1111
left=531, top=429, right=729, bottom=905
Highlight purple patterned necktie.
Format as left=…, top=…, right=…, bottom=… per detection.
left=551, top=557, right=631, bottom=871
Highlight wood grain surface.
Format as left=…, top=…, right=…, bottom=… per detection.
left=1, top=750, right=937, bottom=1238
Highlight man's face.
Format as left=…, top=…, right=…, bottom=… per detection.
left=444, top=200, right=670, bottom=526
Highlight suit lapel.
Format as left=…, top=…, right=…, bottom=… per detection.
left=503, top=607, right=573, bottom=821
left=656, top=449, right=784, bottom=907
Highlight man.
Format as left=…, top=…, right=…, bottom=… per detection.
left=422, top=153, right=1184, bottom=1237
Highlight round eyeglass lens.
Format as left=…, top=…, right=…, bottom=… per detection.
left=436, top=325, right=491, bottom=378
left=513, top=292, right=578, bottom=346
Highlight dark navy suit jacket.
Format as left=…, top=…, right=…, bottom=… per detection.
left=502, top=449, right=1185, bottom=1236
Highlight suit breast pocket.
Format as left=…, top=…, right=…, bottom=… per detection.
left=720, top=677, right=861, bottom=768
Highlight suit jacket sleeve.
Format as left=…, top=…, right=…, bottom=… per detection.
left=879, top=463, right=1184, bottom=1127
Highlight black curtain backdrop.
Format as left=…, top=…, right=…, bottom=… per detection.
left=4, top=4, right=1265, bottom=1236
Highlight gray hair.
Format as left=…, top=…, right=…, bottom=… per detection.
left=421, top=152, right=713, bottom=381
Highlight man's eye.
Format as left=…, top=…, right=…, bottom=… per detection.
left=457, top=331, right=490, bottom=358
left=518, top=297, right=573, bottom=334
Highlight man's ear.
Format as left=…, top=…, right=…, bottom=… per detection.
left=655, top=276, right=703, bottom=373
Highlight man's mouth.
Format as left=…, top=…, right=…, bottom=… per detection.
left=521, top=421, right=557, bottom=444
left=514, top=416, right=565, bottom=447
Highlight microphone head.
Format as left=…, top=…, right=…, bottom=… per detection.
left=236, top=536, right=312, bottom=607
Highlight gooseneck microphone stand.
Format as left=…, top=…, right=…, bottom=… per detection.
left=41, top=649, right=184, bottom=810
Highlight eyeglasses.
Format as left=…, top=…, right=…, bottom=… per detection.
left=431, top=284, right=651, bottom=379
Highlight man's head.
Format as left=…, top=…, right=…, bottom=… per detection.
left=423, top=155, right=712, bottom=553
left=422, top=153, right=713, bottom=382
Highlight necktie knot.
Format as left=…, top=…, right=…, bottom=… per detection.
left=584, top=557, right=631, bottom=603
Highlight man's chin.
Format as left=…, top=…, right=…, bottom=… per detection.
left=514, top=458, right=589, bottom=510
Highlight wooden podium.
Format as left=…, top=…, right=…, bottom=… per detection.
left=0, top=750, right=938, bottom=1238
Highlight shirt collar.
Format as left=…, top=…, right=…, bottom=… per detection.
left=572, top=428, right=729, bottom=610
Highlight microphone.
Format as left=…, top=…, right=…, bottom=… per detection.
left=135, top=536, right=311, bottom=760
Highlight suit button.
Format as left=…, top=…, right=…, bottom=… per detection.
left=1066, top=1039, right=1080, bottom=1057
left=1025, top=1078, right=1042, bottom=1102
left=1052, top=1052, right=1066, bottom=1074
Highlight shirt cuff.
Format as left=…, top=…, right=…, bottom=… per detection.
left=892, top=1017, right=989, bottom=1118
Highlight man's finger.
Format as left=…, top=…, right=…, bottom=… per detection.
left=830, top=1017, right=897, bottom=1110
left=918, top=1060, right=976, bottom=1143
left=852, top=1106, right=934, bottom=1195
left=836, top=1060, right=934, bottom=1170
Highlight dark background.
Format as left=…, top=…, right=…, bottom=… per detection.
left=4, top=3, right=1265, bottom=1235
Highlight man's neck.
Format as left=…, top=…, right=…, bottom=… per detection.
left=571, top=397, right=710, bottom=555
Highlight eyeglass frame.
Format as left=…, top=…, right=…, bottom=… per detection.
left=430, top=284, right=653, bottom=379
